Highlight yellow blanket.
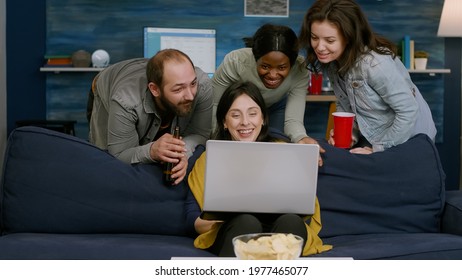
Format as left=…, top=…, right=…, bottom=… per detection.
left=188, top=152, right=332, bottom=256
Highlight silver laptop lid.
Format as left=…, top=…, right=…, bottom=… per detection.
left=202, top=140, right=319, bottom=219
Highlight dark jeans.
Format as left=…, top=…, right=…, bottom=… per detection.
left=268, top=95, right=288, bottom=134
left=86, top=88, right=94, bottom=123
left=208, top=213, right=307, bottom=257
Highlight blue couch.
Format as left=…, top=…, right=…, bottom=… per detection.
left=1, top=126, right=462, bottom=259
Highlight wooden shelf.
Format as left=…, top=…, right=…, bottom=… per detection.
left=306, top=94, right=336, bottom=102
left=40, top=67, right=105, bottom=73
left=408, top=69, right=451, bottom=76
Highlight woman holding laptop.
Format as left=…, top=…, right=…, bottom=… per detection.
left=184, top=81, right=331, bottom=257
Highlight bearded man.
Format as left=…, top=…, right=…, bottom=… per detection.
left=88, top=49, right=213, bottom=184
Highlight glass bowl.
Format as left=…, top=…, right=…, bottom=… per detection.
left=232, top=233, right=303, bottom=260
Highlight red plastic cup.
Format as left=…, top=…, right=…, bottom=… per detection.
left=332, top=112, right=355, bottom=148
left=309, top=72, right=323, bottom=95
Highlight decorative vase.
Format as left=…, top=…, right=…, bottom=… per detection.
left=71, top=50, right=91, bottom=67
left=414, top=58, right=428, bottom=70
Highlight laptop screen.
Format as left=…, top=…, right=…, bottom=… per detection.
left=201, top=141, right=319, bottom=220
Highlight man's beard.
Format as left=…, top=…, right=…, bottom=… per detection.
left=159, top=93, right=193, bottom=117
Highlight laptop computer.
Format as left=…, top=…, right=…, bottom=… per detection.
left=200, top=140, right=320, bottom=220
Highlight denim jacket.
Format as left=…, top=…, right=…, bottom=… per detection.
left=328, top=51, right=436, bottom=152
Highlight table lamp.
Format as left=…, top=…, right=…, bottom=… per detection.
left=437, top=0, right=462, bottom=37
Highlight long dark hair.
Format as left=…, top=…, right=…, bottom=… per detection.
left=299, top=0, right=396, bottom=75
left=212, top=81, right=272, bottom=142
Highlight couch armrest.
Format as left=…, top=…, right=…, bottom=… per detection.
left=441, top=190, right=462, bottom=235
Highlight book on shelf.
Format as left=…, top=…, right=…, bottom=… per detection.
left=42, top=64, right=74, bottom=68
left=400, top=36, right=416, bottom=70
left=44, top=55, right=72, bottom=66
left=409, top=40, right=415, bottom=70
left=402, top=35, right=411, bottom=69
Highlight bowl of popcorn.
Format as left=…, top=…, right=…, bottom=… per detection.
left=232, top=233, right=303, bottom=260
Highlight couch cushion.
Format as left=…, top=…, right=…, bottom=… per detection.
left=313, top=233, right=462, bottom=260
left=441, top=190, right=462, bottom=235
left=0, top=127, right=204, bottom=235
left=316, top=134, right=445, bottom=238
left=0, top=233, right=215, bottom=260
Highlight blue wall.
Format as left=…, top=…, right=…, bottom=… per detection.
left=42, top=0, right=446, bottom=138
left=8, top=0, right=459, bottom=189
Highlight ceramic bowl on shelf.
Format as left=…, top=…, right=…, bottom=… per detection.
left=232, top=233, right=303, bottom=260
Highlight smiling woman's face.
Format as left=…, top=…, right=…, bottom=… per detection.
left=256, top=51, right=291, bottom=89
left=224, top=94, right=264, bottom=142
left=310, top=20, right=347, bottom=64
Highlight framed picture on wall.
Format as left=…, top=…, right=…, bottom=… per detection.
left=244, top=0, right=289, bottom=17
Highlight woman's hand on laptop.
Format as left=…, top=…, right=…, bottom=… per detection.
left=297, top=136, right=324, bottom=167
left=194, top=218, right=224, bottom=234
